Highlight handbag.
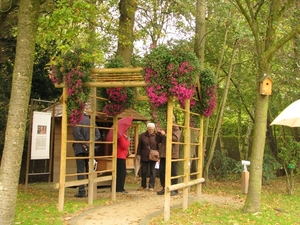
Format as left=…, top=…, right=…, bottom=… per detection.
left=147, top=136, right=159, bottom=161
left=149, top=149, right=159, bottom=161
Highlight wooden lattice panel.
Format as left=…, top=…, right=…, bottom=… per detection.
left=90, top=67, right=144, bottom=83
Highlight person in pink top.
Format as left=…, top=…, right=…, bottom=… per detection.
left=116, top=133, right=130, bottom=193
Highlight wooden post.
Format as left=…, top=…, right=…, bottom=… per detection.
left=58, top=87, right=67, bottom=211
left=111, top=116, right=117, bottom=201
left=197, top=116, right=204, bottom=201
left=242, top=171, right=249, bottom=194
left=164, top=96, right=174, bottom=221
left=49, top=102, right=56, bottom=185
left=88, top=87, right=97, bottom=203
left=183, top=99, right=191, bottom=210
left=25, top=99, right=34, bottom=193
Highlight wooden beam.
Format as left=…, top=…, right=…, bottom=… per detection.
left=55, top=82, right=148, bottom=88
left=90, top=67, right=143, bottom=74
left=135, top=95, right=149, bottom=101
left=83, top=81, right=147, bottom=87
left=166, top=178, right=205, bottom=191
left=54, top=175, right=112, bottom=189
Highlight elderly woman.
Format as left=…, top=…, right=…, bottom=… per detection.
left=136, top=122, right=159, bottom=191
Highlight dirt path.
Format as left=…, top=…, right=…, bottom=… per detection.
left=65, top=185, right=244, bottom=225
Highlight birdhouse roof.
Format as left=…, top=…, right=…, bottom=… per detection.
left=259, top=75, right=273, bottom=82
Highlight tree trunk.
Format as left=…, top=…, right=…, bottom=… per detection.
left=194, top=0, right=206, bottom=66
left=219, top=128, right=225, bottom=153
left=116, top=0, right=137, bottom=65
left=243, top=91, right=269, bottom=212
left=0, top=0, right=40, bottom=224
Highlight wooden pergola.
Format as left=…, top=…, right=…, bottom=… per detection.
left=56, top=67, right=205, bottom=221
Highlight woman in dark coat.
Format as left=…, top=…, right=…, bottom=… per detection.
left=136, top=122, right=159, bottom=191
left=156, top=125, right=181, bottom=196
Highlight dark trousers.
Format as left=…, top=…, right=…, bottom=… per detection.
left=75, top=152, right=89, bottom=194
left=159, top=158, right=178, bottom=189
left=116, top=158, right=126, bottom=192
left=141, top=160, right=157, bottom=189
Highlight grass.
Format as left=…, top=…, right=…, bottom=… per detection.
left=149, top=176, right=300, bottom=224
left=15, top=183, right=112, bottom=225
left=15, top=174, right=300, bottom=225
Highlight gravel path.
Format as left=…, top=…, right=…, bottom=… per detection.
left=65, top=185, right=243, bottom=225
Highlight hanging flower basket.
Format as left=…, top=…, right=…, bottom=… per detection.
left=98, top=87, right=136, bottom=116
left=49, top=48, right=92, bottom=125
left=97, top=56, right=136, bottom=116
left=143, top=43, right=201, bottom=128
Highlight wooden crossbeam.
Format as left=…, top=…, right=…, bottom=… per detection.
left=90, top=67, right=145, bottom=84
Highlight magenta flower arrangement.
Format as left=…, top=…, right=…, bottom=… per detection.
left=143, top=44, right=201, bottom=129
left=98, top=87, right=136, bottom=116
left=97, top=56, right=136, bottom=116
left=49, top=48, right=92, bottom=125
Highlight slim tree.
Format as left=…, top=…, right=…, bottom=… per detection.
left=194, top=0, right=206, bottom=66
left=232, top=0, right=300, bottom=212
left=0, top=0, right=41, bottom=224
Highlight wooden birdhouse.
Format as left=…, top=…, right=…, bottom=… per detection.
left=259, top=75, right=273, bottom=95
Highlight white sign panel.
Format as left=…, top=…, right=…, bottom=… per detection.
left=31, top=111, right=51, bottom=159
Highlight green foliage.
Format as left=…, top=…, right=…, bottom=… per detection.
left=208, top=149, right=239, bottom=180
left=32, top=45, right=62, bottom=100
left=38, top=1, right=97, bottom=47
left=105, top=55, right=126, bottom=68
left=231, top=153, right=280, bottom=184
left=130, top=54, right=144, bottom=67
left=0, top=57, right=13, bottom=153
left=262, top=153, right=281, bottom=185
left=38, top=0, right=105, bottom=66
left=277, top=138, right=300, bottom=193
left=278, top=138, right=300, bottom=171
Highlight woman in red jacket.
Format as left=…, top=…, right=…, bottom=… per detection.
left=116, top=133, right=131, bottom=193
